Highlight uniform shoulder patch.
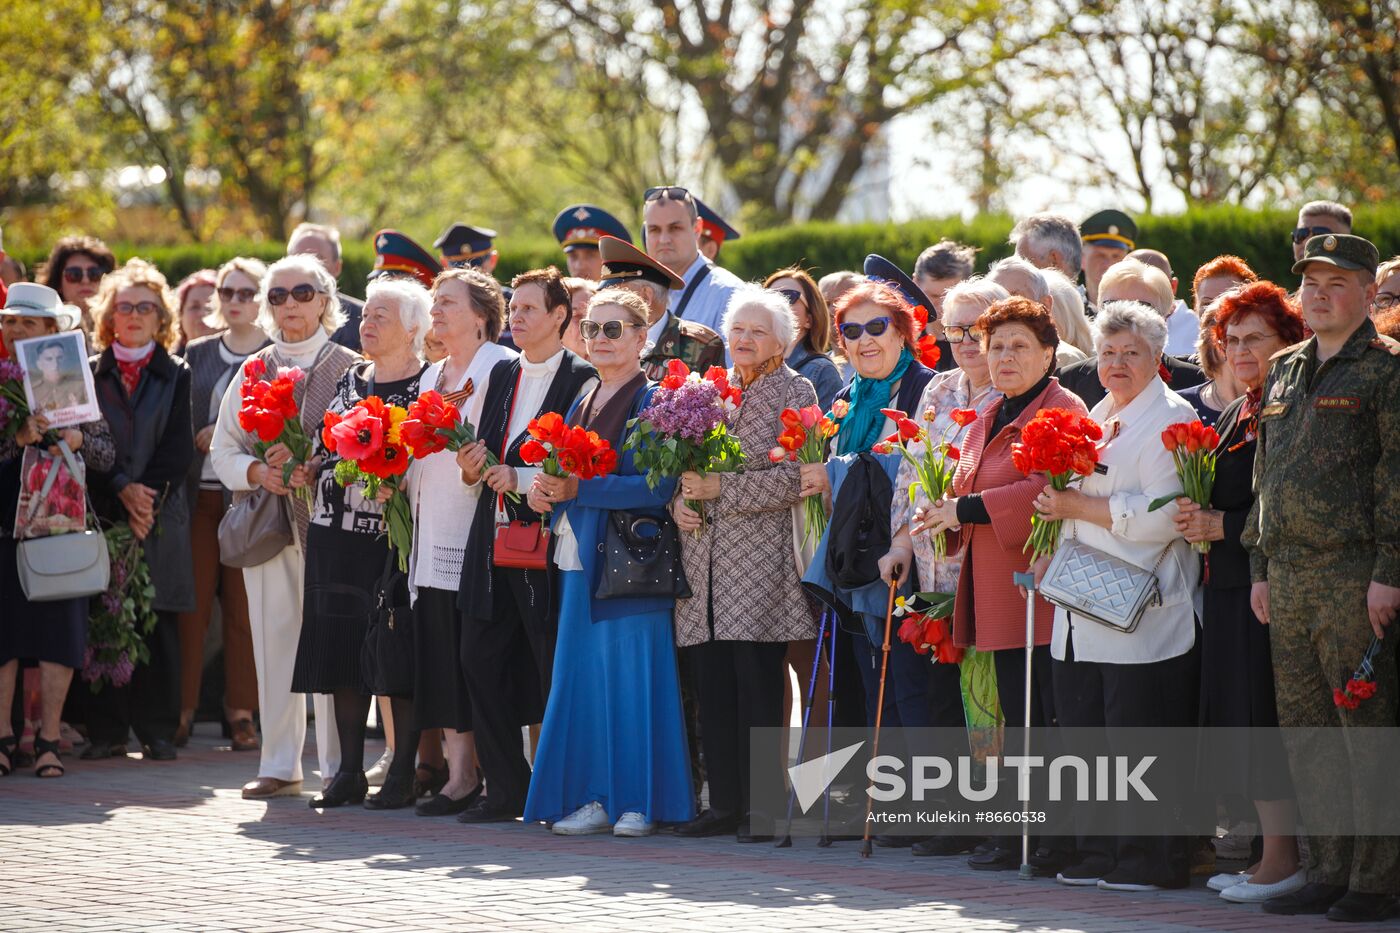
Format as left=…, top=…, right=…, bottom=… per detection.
left=1269, top=340, right=1308, bottom=363
left=1368, top=335, right=1400, bottom=356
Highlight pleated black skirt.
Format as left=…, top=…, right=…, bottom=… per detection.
left=0, top=535, right=89, bottom=669
left=290, top=525, right=380, bottom=695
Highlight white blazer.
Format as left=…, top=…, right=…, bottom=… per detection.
left=1050, top=376, right=1202, bottom=664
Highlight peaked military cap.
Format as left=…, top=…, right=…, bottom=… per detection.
left=434, top=222, right=497, bottom=267
left=369, top=229, right=442, bottom=289
left=862, top=254, right=931, bottom=314
left=1291, top=233, right=1380, bottom=276
left=598, top=235, right=684, bottom=290
left=693, top=196, right=741, bottom=247
left=553, top=205, right=632, bottom=252
left=1080, top=209, right=1137, bottom=250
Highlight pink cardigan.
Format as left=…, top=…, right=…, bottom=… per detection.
left=948, top=378, right=1089, bottom=651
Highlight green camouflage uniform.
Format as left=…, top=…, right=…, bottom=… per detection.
left=1244, top=313, right=1400, bottom=894
left=642, top=316, right=726, bottom=382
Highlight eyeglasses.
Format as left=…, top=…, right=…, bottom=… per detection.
left=62, top=266, right=105, bottom=283
left=644, top=185, right=691, bottom=203
left=1291, top=226, right=1336, bottom=245
left=943, top=324, right=984, bottom=344
left=115, top=301, right=161, bottom=316
left=775, top=288, right=804, bottom=306
left=266, top=284, right=323, bottom=306
left=580, top=319, right=643, bottom=341
left=837, top=317, right=892, bottom=341
left=1375, top=292, right=1400, bottom=310
left=1223, top=332, right=1279, bottom=354
left=217, top=286, right=258, bottom=303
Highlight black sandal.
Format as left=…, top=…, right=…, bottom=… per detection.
left=0, top=735, right=16, bottom=777
left=33, top=736, right=64, bottom=779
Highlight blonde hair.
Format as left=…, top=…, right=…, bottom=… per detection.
left=587, top=287, right=651, bottom=328
left=209, top=256, right=270, bottom=329
left=90, top=258, right=177, bottom=350
left=257, top=254, right=345, bottom=335
left=1098, top=259, right=1175, bottom=317
left=1376, top=256, right=1400, bottom=287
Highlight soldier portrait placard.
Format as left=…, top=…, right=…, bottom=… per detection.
left=13, top=331, right=100, bottom=429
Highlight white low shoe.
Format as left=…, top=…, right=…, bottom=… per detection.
left=1219, top=869, right=1307, bottom=903
left=364, top=747, right=393, bottom=787
left=613, top=812, right=655, bottom=837
left=1207, top=871, right=1252, bottom=892
left=552, top=801, right=612, bottom=835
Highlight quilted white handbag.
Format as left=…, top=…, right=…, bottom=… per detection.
left=1037, top=526, right=1168, bottom=634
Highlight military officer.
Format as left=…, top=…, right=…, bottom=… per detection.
left=368, top=229, right=442, bottom=289
left=694, top=196, right=741, bottom=263
left=1244, top=233, right=1400, bottom=922
left=552, top=204, right=631, bottom=281
left=434, top=222, right=499, bottom=275
left=597, top=235, right=724, bottom=380
left=1080, top=209, right=1136, bottom=306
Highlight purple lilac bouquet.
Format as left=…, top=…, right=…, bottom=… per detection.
left=0, top=357, right=30, bottom=440
left=623, top=359, right=745, bottom=526
left=83, top=522, right=158, bottom=690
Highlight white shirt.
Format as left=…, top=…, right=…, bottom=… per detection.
left=406, top=342, right=517, bottom=595
left=501, top=348, right=597, bottom=495
left=1049, top=377, right=1202, bottom=665
left=667, top=254, right=743, bottom=342
left=1165, top=300, right=1201, bottom=357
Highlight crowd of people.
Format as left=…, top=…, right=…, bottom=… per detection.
left=1, top=193, right=1397, bottom=923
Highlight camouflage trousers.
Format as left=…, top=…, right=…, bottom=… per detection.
left=1269, top=557, right=1400, bottom=893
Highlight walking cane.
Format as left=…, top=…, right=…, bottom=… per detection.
left=818, top=608, right=838, bottom=848
left=1012, top=570, right=1037, bottom=881
left=860, top=571, right=901, bottom=858
left=778, top=608, right=832, bottom=847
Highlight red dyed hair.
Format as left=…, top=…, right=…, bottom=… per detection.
left=1191, top=254, right=1258, bottom=308
left=1212, top=280, right=1307, bottom=346
left=831, top=281, right=919, bottom=348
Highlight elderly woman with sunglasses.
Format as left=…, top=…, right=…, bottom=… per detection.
left=764, top=266, right=842, bottom=411
left=176, top=257, right=270, bottom=751
left=210, top=254, right=359, bottom=799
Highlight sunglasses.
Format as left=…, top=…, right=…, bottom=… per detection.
left=580, top=319, right=643, bottom=340
left=644, top=185, right=691, bottom=202
left=115, top=301, right=161, bottom=316
left=775, top=288, right=804, bottom=306
left=217, top=286, right=258, bottom=303
left=1291, top=225, right=1335, bottom=245
left=837, top=317, right=892, bottom=341
left=266, top=283, right=323, bottom=306
left=62, top=266, right=106, bottom=283
left=943, top=324, right=984, bottom=344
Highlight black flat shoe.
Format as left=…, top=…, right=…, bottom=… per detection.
left=1262, top=882, right=1348, bottom=915
left=364, top=773, right=418, bottom=810
left=967, top=846, right=1019, bottom=871
left=80, top=742, right=128, bottom=761
left=310, top=770, right=368, bottom=809
left=417, top=779, right=484, bottom=817
left=674, top=809, right=739, bottom=838
left=143, top=740, right=178, bottom=761
left=1325, top=891, right=1398, bottom=923
left=455, top=795, right=520, bottom=824
left=1029, top=846, right=1073, bottom=874
left=912, top=835, right=980, bottom=857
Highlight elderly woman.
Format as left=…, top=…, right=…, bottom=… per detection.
left=908, top=296, right=1088, bottom=871
left=84, top=259, right=195, bottom=762
left=1032, top=300, right=1202, bottom=892
left=173, top=269, right=218, bottom=354
left=177, top=257, right=270, bottom=750
left=210, top=254, right=359, bottom=799
left=1174, top=282, right=1307, bottom=903
left=764, top=266, right=841, bottom=410
left=0, top=285, right=116, bottom=778
left=523, top=288, right=692, bottom=837
left=40, top=235, right=116, bottom=337
left=403, top=268, right=515, bottom=817
left=670, top=285, right=824, bottom=841
left=290, top=277, right=430, bottom=809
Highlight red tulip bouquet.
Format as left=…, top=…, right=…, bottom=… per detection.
left=1148, top=420, right=1220, bottom=554
left=1334, top=636, right=1384, bottom=711
left=873, top=406, right=977, bottom=560
left=769, top=404, right=840, bottom=545
left=894, top=591, right=962, bottom=664
left=400, top=389, right=518, bottom=502
left=1010, top=407, right=1103, bottom=561
left=321, top=397, right=414, bottom=571
left=519, top=412, right=619, bottom=498
left=237, top=358, right=315, bottom=505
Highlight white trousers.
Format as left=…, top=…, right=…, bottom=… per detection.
left=243, top=545, right=340, bottom=783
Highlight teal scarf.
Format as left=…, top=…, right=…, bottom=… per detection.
left=837, top=347, right=914, bottom=455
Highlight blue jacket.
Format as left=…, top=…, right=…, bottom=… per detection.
left=551, top=385, right=679, bottom=623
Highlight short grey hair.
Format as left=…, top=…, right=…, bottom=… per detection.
left=941, top=277, right=1009, bottom=321
left=914, top=240, right=977, bottom=282
left=1299, top=200, right=1352, bottom=228
left=286, top=222, right=343, bottom=262
left=1040, top=268, right=1095, bottom=354
left=365, top=277, right=432, bottom=355
left=987, top=256, right=1049, bottom=302
left=721, top=284, right=796, bottom=350
left=258, top=254, right=346, bottom=335
left=1093, top=300, right=1167, bottom=360
left=1009, top=213, right=1082, bottom=277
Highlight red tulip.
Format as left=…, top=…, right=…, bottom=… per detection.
left=950, top=408, right=977, bottom=427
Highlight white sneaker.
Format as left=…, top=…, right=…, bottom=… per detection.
left=552, top=801, right=611, bottom=835
left=1207, top=871, right=1252, bottom=892
left=613, top=812, right=655, bottom=837
left=1219, top=869, right=1307, bottom=903
left=364, top=747, right=393, bottom=787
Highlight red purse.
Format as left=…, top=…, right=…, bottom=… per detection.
left=491, top=372, right=549, bottom=570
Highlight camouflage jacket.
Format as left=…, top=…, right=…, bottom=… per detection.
left=1243, top=318, right=1400, bottom=584
left=641, top=315, right=726, bottom=381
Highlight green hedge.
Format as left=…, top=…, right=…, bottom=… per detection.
left=14, top=204, right=1400, bottom=296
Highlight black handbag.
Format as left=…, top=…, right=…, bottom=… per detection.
left=594, top=509, right=690, bottom=600
left=360, top=555, right=415, bottom=698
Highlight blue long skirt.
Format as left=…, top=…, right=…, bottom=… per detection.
left=524, top=569, right=694, bottom=824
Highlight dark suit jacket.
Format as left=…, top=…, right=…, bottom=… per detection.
left=1057, top=353, right=1205, bottom=408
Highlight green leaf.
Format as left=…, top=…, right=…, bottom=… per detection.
left=1147, top=491, right=1185, bottom=512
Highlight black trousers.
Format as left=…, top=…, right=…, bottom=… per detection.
left=1052, top=625, right=1201, bottom=887
left=461, top=565, right=555, bottom=813
left=690, top=639, right=788, bottom=818
left=87, top=610, right=181, bottom=746
left=992, top=644, right=1070, bottom=852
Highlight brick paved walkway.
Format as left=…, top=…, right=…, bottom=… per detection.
left=2, top=729, right=1394, bottom=932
